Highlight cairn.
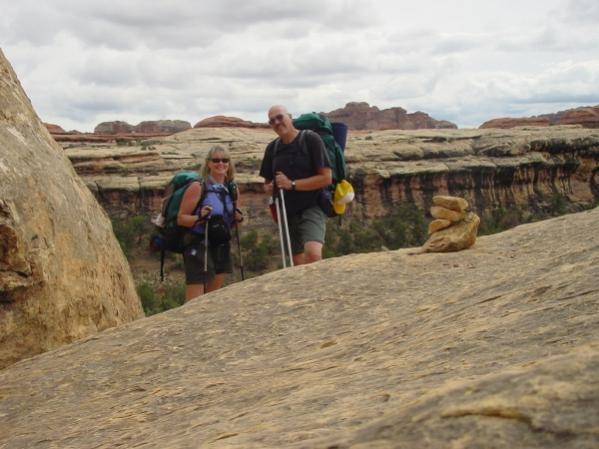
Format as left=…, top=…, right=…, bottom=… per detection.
left=421, top=196, right=480, bottom=253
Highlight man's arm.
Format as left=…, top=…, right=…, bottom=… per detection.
left=275, top=168, right=331, bottom=191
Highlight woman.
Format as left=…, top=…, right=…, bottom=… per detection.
left=177, top=146, right=242, bottom=301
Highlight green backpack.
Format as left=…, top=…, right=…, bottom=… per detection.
left=293, top=112, right=346, bottom=183
left=292, top=113, right=348, bottom=216
left=150, top=171, right=201, bottom=280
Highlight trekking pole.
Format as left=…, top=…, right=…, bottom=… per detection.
left=235, top=225, right=245, bottom=281
left=279, top=188, right=294, bottom=267
left=204, top=218, right=209, bottom=293
left=275, top=196, right=287, bottom=268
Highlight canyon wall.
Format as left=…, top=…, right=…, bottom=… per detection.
left=64, top=127, right=599, bottom=228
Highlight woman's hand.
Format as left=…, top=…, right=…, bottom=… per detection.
left=199, top=205, right=212, bottom=219
left=234, top=207, right=244, bottom=224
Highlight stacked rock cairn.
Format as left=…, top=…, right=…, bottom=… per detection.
left=421, top=195, right=481, bottom=253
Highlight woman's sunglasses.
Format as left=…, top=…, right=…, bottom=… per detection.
left=211, top=158, right=230, bottom=164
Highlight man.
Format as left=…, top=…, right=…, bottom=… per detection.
left=259, top=105, right=332, bottom=265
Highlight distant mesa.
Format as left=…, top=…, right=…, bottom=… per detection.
left=94, top=120, right=191, bottom=135
left=325, top=102, right=457, bottom=130
left=480, top=105, right=599, bottom=129
left=43, top=123, right=67, bottom=134
left=194, top=115, right=269, bottom=129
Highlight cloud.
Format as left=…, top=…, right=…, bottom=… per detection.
left=2, top=0, right=598, bottom=130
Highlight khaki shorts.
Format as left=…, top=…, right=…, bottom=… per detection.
left=287, top=206, right=326, bottom=255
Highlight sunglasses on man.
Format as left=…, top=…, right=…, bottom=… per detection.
left=268, top=113, right=289, bottom=125
left=211, top=158, right=230, bottom=163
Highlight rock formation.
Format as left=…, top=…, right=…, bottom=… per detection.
left=43, top=122, right=67, bottom=134
left=325, top=101, right=457, bottom=130
left=194, top=115, right=269, bottom=129
left=0, top=49, right=143, bottom=369
left=480, top=105, right=599, bottom=129
left=134, top=120, right=191, bottom=134
left=63, top=126, right=599, bottom=231
left=94, top=120, right=134, bottom=134
left=1, top=207, right=598, bottom=448
left=423, top=196, right=480, bottom=252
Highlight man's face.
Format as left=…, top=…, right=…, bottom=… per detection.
left=268, top=108, right=292, bottom=137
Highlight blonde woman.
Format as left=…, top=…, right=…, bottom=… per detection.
left=178, top=146, right=242, bottom=301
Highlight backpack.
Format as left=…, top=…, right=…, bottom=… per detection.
left=289, top=113, right=351, bottom=217
left=150, top=171, right=202, bottom=280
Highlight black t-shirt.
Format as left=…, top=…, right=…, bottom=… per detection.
left=259, top=130, right=330, bottom=216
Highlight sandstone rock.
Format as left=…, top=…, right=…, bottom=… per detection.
left=433, top=195, right=468, bottom=212
left=0, top=49, right=143, bottom=369
left=194, top=115, right=269, bottom=129
left=428, top=218, right=452, bottom=235
left=480, top=105, right=599, bottom=129
left=94, top=120, right=134, bottom=134
left=60, top=125, right=599, bottom=227
left=430, top=205, right=466, bottom=222
left=43, top=122, right=66, bottom=134
left=0, top=209, right=598, bottom=448
left=422, top=211, right=480, bottom=252
left=479, top=117, right=551, bottom=129
left=133, top=120, right=191, bottom=134
left=325, top=101, right=457, bottom=130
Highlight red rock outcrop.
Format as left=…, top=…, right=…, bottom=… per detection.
left=479, top=117, right=551, bottom=129
left=480, top=105, right=599, bottom=129
left=194, top=115, right=269, bottom=129
left=43, top=122, right=67, bottom=134
left=325, top=102, right=457, bottom=130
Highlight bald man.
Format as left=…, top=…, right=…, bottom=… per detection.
left=259, top=105, right=332, bottom=265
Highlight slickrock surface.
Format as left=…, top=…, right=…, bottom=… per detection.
left=480, top=105, right=599, bottom=129
left=0, top=50, right=143, bottom=369
left=326, top=101, right=457, bottom=130
left=1, top=208, right=598, bottom=448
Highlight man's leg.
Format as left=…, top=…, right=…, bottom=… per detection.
left=206, top=273, right=225, bottom=292
left=303, top=241, right=323, bottom=263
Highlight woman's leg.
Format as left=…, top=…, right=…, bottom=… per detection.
left=206, top=274, right=224, bottom=292
left=185, top=284, right=204, bottom=302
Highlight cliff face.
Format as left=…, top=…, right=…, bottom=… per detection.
left=1, top=208, right=598, bottom=447
left=326, top=101, right=457, bottom=130
left=64, top=127, right=599, bottom=230
left=0, top=50, right=143, bottom=369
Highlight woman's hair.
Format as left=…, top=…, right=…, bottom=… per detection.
left=201, top=145, right=236, bottom=181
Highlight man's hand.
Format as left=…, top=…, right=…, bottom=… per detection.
left=275, top=171, right=293, bottom=190
left=263, top=181, right=273, bottom=194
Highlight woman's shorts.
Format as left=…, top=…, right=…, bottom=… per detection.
left=182, top=236, right=232, bottom=285
left=287, top=206, right=326, bottom=255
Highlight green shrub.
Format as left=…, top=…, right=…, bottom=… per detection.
left=137, top=281, right=185, bottom=316
left=112, top=215, right=150, bottom=256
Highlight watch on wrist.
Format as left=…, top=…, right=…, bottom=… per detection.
left=291, top=180, right=296, bottom=191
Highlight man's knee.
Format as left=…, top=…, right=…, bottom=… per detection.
left=304, top=241, right=323, bottom=263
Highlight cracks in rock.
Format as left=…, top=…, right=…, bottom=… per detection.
left=442, top=408, right=581, bottom=439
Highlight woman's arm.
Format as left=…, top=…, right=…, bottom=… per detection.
left=177, top=182, right=203, bottom=227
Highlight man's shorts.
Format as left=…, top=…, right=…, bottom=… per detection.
left=287, top=206, right=326, bottom=255
left=182, top=236, right=232, bottom=285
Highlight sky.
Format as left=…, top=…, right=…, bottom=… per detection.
left=1, top=0, right=599, bottom=131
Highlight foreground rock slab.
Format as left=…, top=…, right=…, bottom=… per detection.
left=1, top=208, right=598, bottom=448
left=0, top=50, right=143, bottom=369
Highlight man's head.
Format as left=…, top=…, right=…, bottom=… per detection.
left=267, top=105, right=295, bottom=138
